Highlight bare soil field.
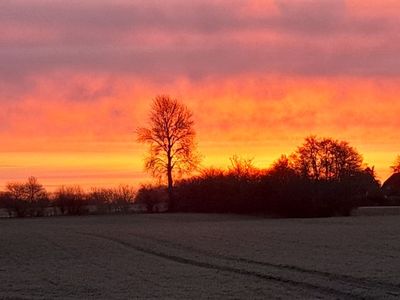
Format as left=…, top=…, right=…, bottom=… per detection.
left=1, top=214, right=400, bottom=299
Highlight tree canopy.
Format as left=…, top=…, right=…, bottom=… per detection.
left=136, top=95, right=200, bottom=210
left=292, top=136, right=363, bottom=181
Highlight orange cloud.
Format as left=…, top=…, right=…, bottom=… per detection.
left=1, top=74, right=399, bottom=189
left=1, top=0, right=399, bottom=189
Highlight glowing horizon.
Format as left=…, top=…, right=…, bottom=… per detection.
left=1, top=0, right=399, bottom=190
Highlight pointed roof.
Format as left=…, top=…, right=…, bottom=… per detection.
left=382, top=173, right=400, bottom=196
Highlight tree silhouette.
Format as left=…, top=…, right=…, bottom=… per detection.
left=113, top=185, right=136, bottom=213
left=54, top=186, right=86, bottom=215
left=390, top=155, right=400, bottom=173
left=293, top=136, right=363, bottom=181
left=5, top=182, right=27, bottom=217
left=228, top=155, right=259, bottom=178
left=268, top=155, right=297, bottom=183
left=25, top=176, right=47, bottom=203
left=137, top=95, right=200, bottom=211
left=5, top=177, right=48, bottom=217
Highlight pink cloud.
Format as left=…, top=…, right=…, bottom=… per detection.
left=0, top=0, right=399, bottom=83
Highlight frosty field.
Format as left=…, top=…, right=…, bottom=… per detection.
left=1, top=214, right=400, bottom=299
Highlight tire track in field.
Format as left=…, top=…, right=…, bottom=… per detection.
left=35, top=233, right=81, bottom=260
left=35, top=232, right=167, bottom=291
left=78, top=231, right=376, bottom=300
left=127, top=232, right=400, bottom=296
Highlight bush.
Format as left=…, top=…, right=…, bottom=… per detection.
left=54, top=186, right=87, bottom=215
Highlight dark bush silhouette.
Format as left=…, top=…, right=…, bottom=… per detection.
left=87, top=186, right=136, bottom=214
left=135, top=185, right=168, bottom=213
left=0, top=136, right=386, bottom=218
left=170, top=138, right=382, bottom=217
left=3, top=184, right=28, bottom=217
left=0, top=179, right=140, bottom=218
left=0, top=191, right=17, bottom=217
left=87, top=187, right=114, bottom=214
left=112, top=185, right=136, bottom=213
left=54, top=186, right=87, bottom=215
left=170, top=166, right=380, bottom=217
left=3, top=177, right=49, bottom=217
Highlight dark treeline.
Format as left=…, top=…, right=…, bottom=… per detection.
left=140, top=136, right=398, bottom=217
left=1, top=136, right=399, bottom=218
left=2, top=95, right=398, bottom=218
left=173, top=163, right=380, bottom=217
left=133, top=96, right=398, bottom=217
left=0, top=179, right=138, bottom=218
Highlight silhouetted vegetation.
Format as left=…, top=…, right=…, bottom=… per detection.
left=0, top=136, right=397, bottom=219
left=0, top=179, right=139, bottom=218
left=391, top=155, right=400, bottom=173
left=1, top=177, right=49, bottom=217
left=136, top=95, right=200, bottom=211
left=135, top=185, right=168, bottom=213
left=88, top=185, right=136, bottom=214
left=54, top=186, right=86, bottom=215
left=136, top=137, right=383, bottom=217
left=292, top=136, right=363, bottom=181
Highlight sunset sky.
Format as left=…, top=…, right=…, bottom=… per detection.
left=1, top=0, right=400, bottom=189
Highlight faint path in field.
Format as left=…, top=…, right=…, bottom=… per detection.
left=78, top=231, right=398, bottom=300
left=35, top=233, right=81, bottom=260
left=127, top=232, right=400, bottom=295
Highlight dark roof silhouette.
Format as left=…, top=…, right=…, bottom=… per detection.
left=382, top=173, right=400, bottom=196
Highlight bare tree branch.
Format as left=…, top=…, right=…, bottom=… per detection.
left=136, top=95, right=201, bottom=210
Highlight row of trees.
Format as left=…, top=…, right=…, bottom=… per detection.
left=1, top=95, right=399, bottom=218
left=141, top=137, right=383, bottom=217
left=0, top=135, right=397, bottom=218
left=135, top=95, right=398, bottom=216
left=0, top=180, right=137, bottom=217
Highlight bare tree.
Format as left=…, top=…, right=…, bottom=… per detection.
left=25, top=176, right=47, bottom=203
left=390, top=155, right=400, bottom=173
left=5, top=177, right=48, bottom=217
left=136, top=95, right=200, bottom=211
left=54, top=185, right=86, bottom=215
left=113, top=185, right=136, bottom=213
left=5, top=182, right=27, bottom=217
left=228, top=155, right=259, bottom=178
left=293, top=136, right=363, bottom=181
left=6, top=182, right=26, bottom=202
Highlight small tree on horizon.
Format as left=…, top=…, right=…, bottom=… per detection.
left=5, top=177, right=48, bottom=217
left=228, top=155, right=259, bottom=178
left=390, top=155, right=400, bottom=174
left=136, top=95, right=200, bottom=211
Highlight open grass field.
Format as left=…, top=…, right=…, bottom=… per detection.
left=1, top=214, right=400, bottom=299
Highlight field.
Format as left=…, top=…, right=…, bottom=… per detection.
left=1, top=214, right=400, bottom=299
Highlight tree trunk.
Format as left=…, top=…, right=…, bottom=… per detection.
left=167, top=156, right=174, bottom=212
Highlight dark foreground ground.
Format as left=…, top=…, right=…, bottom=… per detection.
left=1, top=214, right=400, bottom=299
